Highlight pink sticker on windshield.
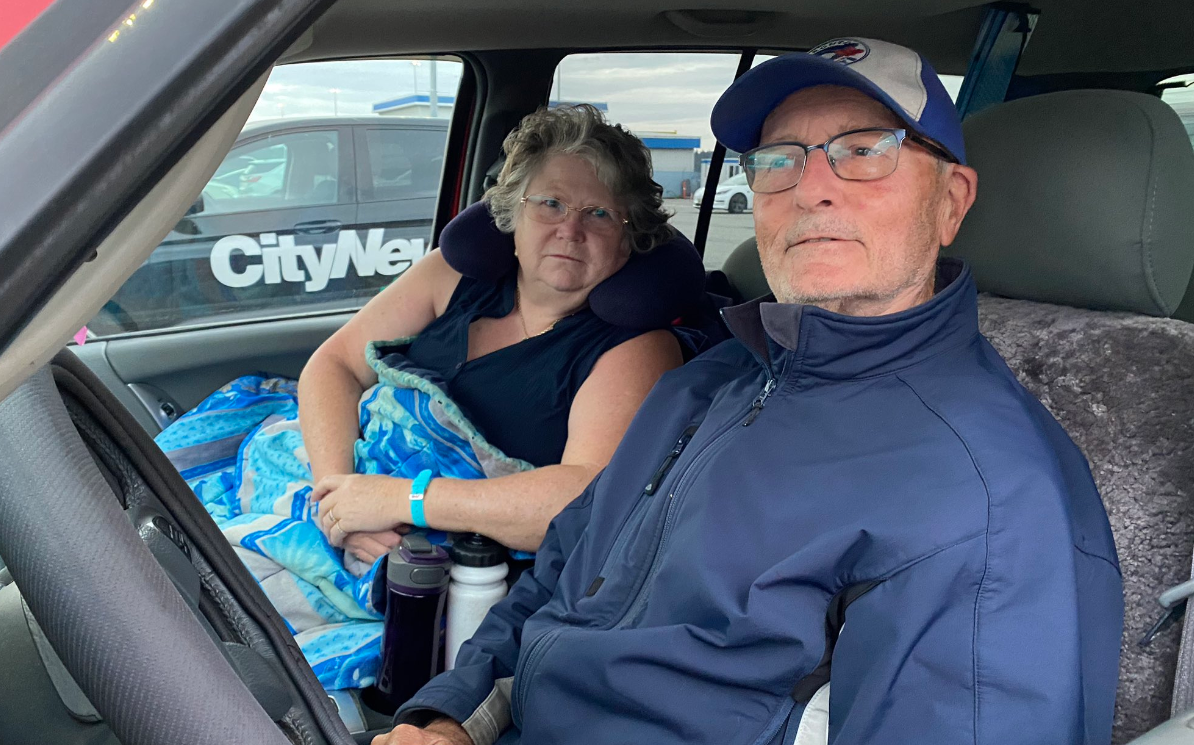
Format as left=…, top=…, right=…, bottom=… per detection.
left=73, top=327, right=88, bottom=346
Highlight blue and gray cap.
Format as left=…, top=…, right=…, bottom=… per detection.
left=711, top=38, right=966, bottom=165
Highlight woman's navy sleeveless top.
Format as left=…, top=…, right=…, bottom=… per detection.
left=404, top=272, right=643, bottom=467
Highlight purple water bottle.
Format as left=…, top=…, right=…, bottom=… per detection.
left=368, top=533, right=451, bottom=713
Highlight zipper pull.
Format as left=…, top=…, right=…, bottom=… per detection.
left=644, top=425, right=699, bottom=495
left=743, top=377, right=777, bottom=427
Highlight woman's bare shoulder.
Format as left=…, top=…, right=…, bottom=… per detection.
left=592, top=329, right=684, bottom=383
left=409, top=248, right=464, bottom=317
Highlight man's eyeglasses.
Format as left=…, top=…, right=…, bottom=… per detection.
left=739, top=128, right=957, bottom=194
left=520, top=195, right=628, bottom=234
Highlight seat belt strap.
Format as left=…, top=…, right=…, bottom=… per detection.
left=1171, top=554, right=1194, bottom=716
left=955, top=3, right=1038, bottom=120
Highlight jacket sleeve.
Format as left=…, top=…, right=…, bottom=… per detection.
left=825, top=533, right=1123, bottom=744
left=393, top=474, right=599, bottom=745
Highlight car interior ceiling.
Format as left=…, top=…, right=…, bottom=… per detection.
left=3, top=0, right=1194, bottom=744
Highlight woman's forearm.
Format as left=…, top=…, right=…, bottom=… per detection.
left=298, top=353, right=368, bottom=484
left=408, top=465, right=599, bottom=552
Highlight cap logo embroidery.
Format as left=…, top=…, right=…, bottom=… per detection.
left=809, top=39, right=871, bottom=65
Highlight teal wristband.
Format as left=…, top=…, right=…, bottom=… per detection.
left=409, top=469, right=434, bottom=528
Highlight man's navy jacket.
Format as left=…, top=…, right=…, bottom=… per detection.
left=397, top=259, right=1124, bottom=745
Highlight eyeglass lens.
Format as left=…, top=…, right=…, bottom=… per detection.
left=743, top=129, right=904, bottom=194
left=523, top=195, right=623, bottom=232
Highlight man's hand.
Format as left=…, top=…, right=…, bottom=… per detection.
left=371, top=718, right=473, bottom=745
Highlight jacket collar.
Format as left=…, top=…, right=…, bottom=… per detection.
left=719, top=259, right=979, bottom=379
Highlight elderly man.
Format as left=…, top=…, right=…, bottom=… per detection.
left=377, top=38, right=1123, bottom=745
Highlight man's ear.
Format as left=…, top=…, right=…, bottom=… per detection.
left=937, top=164, right=978, bottom=248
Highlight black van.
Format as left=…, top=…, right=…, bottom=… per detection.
left=92, top=116, right=449, bottom=335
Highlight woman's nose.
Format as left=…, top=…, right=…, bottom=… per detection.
left=556, top=210, right=586, bottom=240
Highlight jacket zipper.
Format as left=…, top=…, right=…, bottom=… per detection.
left=645, top=425, right=699, bottom=495
left=513, top=425, right=702, bottom=720
left=742, top=377, right=778, bottom=426
left=587, top=424, right=701, bottom=591
left=614, top=371, right=781, bottom=629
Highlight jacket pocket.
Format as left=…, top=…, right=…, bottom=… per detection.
left=510, top=626, right=565, bottom=730
left=580, top=424, right=701, bottom=610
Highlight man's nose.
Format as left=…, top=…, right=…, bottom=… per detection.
left=791, top=149, right=840, bottom=209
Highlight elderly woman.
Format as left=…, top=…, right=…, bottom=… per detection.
left=299, top=105, right=683, bottom=558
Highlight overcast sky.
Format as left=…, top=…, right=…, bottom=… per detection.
left=247, top=54, right=748, bottom=147
left=247, top=55, right=1194, bottom=148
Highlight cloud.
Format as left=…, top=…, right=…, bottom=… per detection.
left=249, top=58, right=464, bottom=121
left=245, top=52, right=967, bottom=150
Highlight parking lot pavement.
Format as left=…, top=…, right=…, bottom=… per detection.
left=662, top=199, right=756, bottom=271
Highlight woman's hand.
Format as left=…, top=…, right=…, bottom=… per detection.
left=343, top=528, right=408, bottom=564
left=311, top=474, right=411, bottom=547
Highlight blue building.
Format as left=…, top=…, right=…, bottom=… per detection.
left=639, top=134, right=701, bottom=198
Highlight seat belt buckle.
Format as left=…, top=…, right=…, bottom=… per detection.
left=1139, top=579, right=1194, bottom=648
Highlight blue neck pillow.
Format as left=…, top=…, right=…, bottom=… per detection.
left=438, top=201, right=707, bottom=331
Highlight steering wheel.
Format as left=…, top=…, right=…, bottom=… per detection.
left=0, top=362, right=339, bottom=745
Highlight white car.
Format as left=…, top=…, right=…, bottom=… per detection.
left=691, top=172, right=752, bottom=213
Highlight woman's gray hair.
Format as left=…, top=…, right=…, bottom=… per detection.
left=484, top=104, right=675, bottom=253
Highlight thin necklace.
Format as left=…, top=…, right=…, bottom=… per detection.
left=515, top=285, right=568, bottom=339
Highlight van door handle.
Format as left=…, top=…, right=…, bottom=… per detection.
left=294, top=219, right=342, bottom=235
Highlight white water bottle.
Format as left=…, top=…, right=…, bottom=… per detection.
left=446, top=534, right=509, bottom=670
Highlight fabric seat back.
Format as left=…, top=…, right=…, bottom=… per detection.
left=947, top=89, right=1194, bottom=743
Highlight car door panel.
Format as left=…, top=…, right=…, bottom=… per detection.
left=70, top=311, right=352, bottom=435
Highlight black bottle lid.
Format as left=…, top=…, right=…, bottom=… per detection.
left=450, top=533, right=506, bottom=568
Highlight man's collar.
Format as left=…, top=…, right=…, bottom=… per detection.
left=720, top=258, right=978, bottom=379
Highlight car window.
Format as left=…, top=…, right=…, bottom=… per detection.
left=362, top=126, right=447, bottom=202
left=88, top=56, right=463, bottom=337
left=1160, top=73, right=1194, bottom=146
left=550, top=52, right=742, bottom=269
left=198, top=130, right=340, bottom=215
left=550, top=52, right=963, bottom=272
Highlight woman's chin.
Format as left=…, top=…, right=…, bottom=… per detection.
left=536, top=268, right=594, bottom=295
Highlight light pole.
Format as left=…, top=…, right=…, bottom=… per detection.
left=429, top=57, right=438, bottom=117
left=329, top=87, right=341, bottom=116
left=411, top=61, right=421, bottom=99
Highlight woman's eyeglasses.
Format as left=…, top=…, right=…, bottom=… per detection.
left=740, top=128, right=956, bottom=194
left=520, top=195, right=627, bottom=234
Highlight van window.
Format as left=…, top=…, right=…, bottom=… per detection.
left=88, top=56, right=463, bottom=337
left=362, top=126, right=447, bottom=202
left=198, top=130, right=340, bottom=214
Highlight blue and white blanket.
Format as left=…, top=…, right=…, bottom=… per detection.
left=155, top=340, right=532, bottom=690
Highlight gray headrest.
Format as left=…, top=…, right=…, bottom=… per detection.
left=946, top=90, right=1194, bottom=317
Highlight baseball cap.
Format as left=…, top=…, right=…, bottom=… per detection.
left=711, top=38, right=966, bottom=165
